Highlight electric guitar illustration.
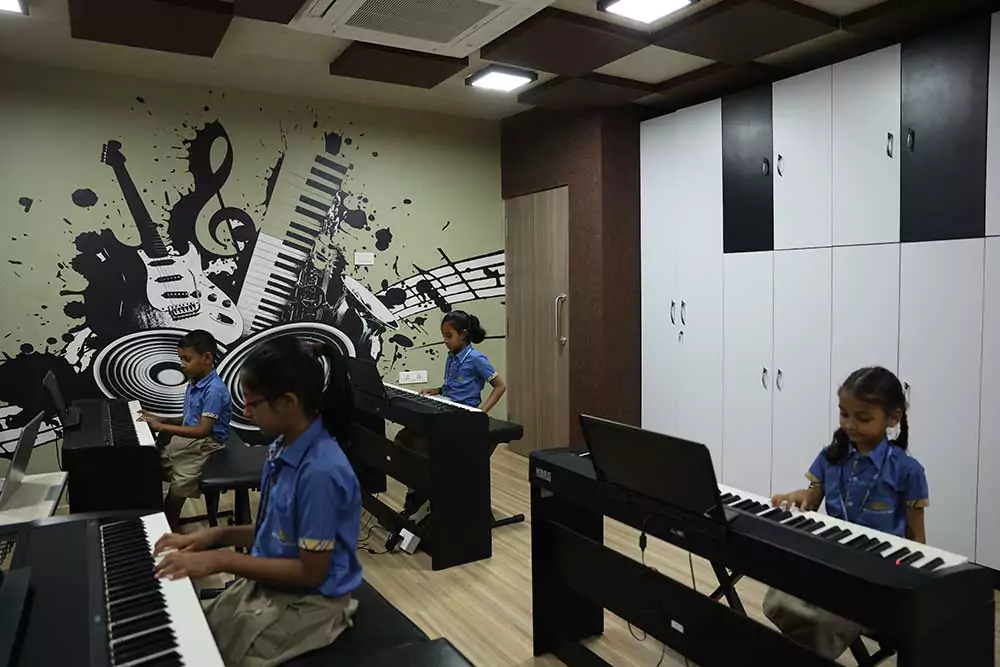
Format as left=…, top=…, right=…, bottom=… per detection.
left=100, top=140, right=245, bottom=344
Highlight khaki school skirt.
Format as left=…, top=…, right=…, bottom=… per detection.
left=763, top=587, right=862, bottom=659
left=204, top=578, right=358, bottom=667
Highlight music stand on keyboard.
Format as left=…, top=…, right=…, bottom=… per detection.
left=580, top=415, right=746, bottom=613
left=43, top=371, right=79, bottom=429
left=0, top=412, right=43, bottom=511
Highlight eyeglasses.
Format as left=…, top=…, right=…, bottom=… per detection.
left=244, top=396, right=267, bottom=409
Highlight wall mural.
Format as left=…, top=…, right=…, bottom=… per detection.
left=0, top=92, right=504, bottom=454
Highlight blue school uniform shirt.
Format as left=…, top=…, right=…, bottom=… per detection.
left=182, top=369, right=231, bottom=443
left=252, top=418, right=363, bottom=598
left=441, top=345, right=496, bottom=408
left=806, top=439, right=929, bottom=537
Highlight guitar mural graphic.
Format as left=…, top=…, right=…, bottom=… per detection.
left=100, top=140, right=245, bottom=344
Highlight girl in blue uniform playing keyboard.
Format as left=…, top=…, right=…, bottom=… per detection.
left=766, top=366, right=930, bottom=659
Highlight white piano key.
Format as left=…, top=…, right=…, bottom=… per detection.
left=384, top=383, right=482, bottom=413
left=129, top=401, right=156, bottom=447
left=142, top=513, right=225, bottom=667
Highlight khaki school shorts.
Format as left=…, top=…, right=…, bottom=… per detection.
left=160, top=435, right=224, bottom=498
left=205, top=577, right=358, bottom=667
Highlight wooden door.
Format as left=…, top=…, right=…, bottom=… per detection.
left=771, top=248, right=833, bottom=496
left=773, top=66, right=832, bottom=250
left=723, top=85, right=774, bottom=254
left=899, top=239, right=984, bottom=558
left=832, top=45, right=901, bottom=246
left=977, top=237, right=1000, bottom=567
left=505, top=187, right=570, bottom=456
left=901, top=18, right=989, bottom=242
left=722, top=251, right=774, bottom=496
left=830, top=243, right=900, bottom=427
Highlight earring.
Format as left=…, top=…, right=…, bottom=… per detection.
left=886, top=424, right=901, bottom=441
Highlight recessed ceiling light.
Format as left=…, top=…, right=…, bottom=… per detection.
left=598, top=0, right=693, bottom=24
left=465, top=65, right=538, bottom=93
left=0, top=0, right=27, bottom=15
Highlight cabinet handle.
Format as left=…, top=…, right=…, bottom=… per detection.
left=762, top=157, right=771, bottom=177
left=904, top=382, right=911, bottom=405
left=906, top=129, right=915, bottom=152
left=887, top=132, right=894, bottom=158
left=670, top=300, right=676, bottom=326
left=554, top=294, right=567, bottom=346
left=776, top=153, right=784, bottom=177
left=761, top=367, right=769, bottom=389
left=680, top=300, right=686, bottom=325
left=776, top=369, right=784, bottom=391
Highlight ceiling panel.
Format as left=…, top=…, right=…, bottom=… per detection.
left=654, top=0, right=839, bottom=64
left=641, top=62, right=777, bottom=112
left=233, top=0, right=307, bottom=24
left=518, top=73, right=653, bottom=109
left=216, top=17, right=351, bottom=63
left=329, top=41, right=469, bottom=89
left=596, top=44, right=714, bottom=84
left=794, top=0, right=889, bottom=15
left=480, top=8, right=647, bottom=77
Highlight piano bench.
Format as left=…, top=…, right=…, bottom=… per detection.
left=488, top=420, right=526, bottom=531
left=848, top=634, right=896, bottom=667
left=197, top=435, right=268, bottom=528
left=282, top=581, right=434, bottom=666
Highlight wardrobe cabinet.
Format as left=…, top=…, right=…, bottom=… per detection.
left=641, top=100, right=724, bottom=471
left=773, top=67, right=832, bottom=250
left=770, top=248, right=832, bottom=497
left=976, top=238, right=1000, bottom=569
left=987, top=12, right=1000, bottom=237
left=723, top=86, right=773, bottom=254
left=830, top=244, right=900, bottom=426
left=832, top=46, right=900, bottom=246
left=898, top=239, right=984, bottom=559
left=901, top=18, right=989, bottom=243
left=722, top=252, right=773, bottom=496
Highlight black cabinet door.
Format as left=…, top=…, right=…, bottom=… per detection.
left=901, top=18, right=990, bottom=242
left=723, top=85, right=774, bottom=254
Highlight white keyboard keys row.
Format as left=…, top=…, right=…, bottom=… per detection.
left=384, top=383, right=483, bottom=413
left=128, top=400, right=156, bottom=448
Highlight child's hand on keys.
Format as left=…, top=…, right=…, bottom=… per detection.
left=154, top=531, right=215, bottom=555
left=156, top=551, right=222, bottom=581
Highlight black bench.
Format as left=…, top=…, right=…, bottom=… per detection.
left=198, top=434, right=268, bottom=527
left=488, top=417, right=525, bottom=529
left=284, top=582, right=473, bottom=666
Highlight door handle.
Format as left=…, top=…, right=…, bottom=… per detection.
left=554, top=294, right=567, bottom=346
left=906, top=129, right=915, bottom=152
left=761, top=367, right=768, bottom=389
left=678, top=330, right=684, bottom=342
left=776, top=154, right=784, bottom=177
left=680, top=300, right=686, bottom=326
left=887, top=132, right=894, bottom=158
left=776, top=369, right=783, bottom=391
left=670, top=300, right=676, bottom=326
left=762, top=157, right=771, bottom=177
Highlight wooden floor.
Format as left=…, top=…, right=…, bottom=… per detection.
left=187, top=446, right=1000, bottom=667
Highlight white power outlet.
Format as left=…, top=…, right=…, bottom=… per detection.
left=398, top=370, right=429, bottom=385
left=354, top=251, right=375, bottom=266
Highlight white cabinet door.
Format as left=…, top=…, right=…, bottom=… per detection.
left=987, top=13, right=1000, bottom=237
left=830, top=244, right=901, bottom=426
left=773, top=67, right=833, bottom=250
left=771, top=248, right=833, bottom=496
left=976, top=238, right=1000, bottom=567
left=899, top=239, right=984, bottom=558
left=833, top=45, right=901, bottom=246
left=673, top=101, right=725, bottom=473
left=640, top=114, right=680, bottom=435
left=722, top=252, right=774, bottom=496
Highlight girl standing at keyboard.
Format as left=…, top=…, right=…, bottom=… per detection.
left=398, top=310, right=506, bottom=518
left=153, top=338, right=362, bottom=667
left=767, top=366, right=929, bottom=659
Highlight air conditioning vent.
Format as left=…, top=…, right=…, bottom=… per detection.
left=292, top=0, right=550, bottom=58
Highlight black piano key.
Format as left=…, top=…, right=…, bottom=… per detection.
left=898, top=551, right=924, bottom=567
left=759, top=508, right=782, bottom=520
left=806, top=521, right=826, bottom=533
left=816, top=526, right=840, bottom=538
left=886, top=547, right=910, bottom=562
left=774, top=510, right=793, bottom=521
left=796, top=519, right=819, bottom=532
left=825, top=528, right=850, bottom=541
left=851, top=537, right=878, bottom=551
left=719, top=493, right=735, bottom=502
left=866, top=541, right=891, bottom=555
left=722, top=495, right=742, bottom=506
left=732, top=499, right=756, bottom=511
left=110, top=611, right=171, bottom=642
left=112, top=629, right=177, bottom=665
left=746, top=502, right=767, bottom=514
left=919, top=557, right=946, bottom=571
left=843, top=534, right=869, bottom=548
left=132, top=651, right=184, bottom=667
left=784, top=515, right=808, bottom=528
left=110, top=592, right=165, bottom=620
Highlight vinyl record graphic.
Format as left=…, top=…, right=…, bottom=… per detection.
left=217, top=323, right=357, bottom=431
left=93, top=329, right=228, bottom=417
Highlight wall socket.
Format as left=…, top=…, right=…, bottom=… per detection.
left=398, top=370, right=428, bottom=385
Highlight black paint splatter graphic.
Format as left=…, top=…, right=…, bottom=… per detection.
left=403, top=198, right=412, bottom=205
left=71, top=188, right=98, bottom=208
left=262, top=152, right=284, bottom=212
left=18, top=197, right=33, bottom=213
left=415, top=279, right=452, bottom=313
left=442, top=220, right=451, bottom=231
left=392, top=256, right=400, bottom=277
left=378, top=288, right=407, bottom=309
left=324, top=131, right=342, bottom=156
left=374, top=228, right=392, bottom=252
left=389, top=334, right=413, bottom=348
left=484, top=266, right=502, bottom=288
left=0, top=349, right=99, bottom=430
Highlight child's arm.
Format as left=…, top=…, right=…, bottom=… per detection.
left=141, top=414, right=217, bottom=439
left=905, top=507, right=926, bottom=544
left=154, top=524, right=255, bottom=554
left=480, top=374, right=506, bottom=413
left=155, top=547, right=332, bottom=589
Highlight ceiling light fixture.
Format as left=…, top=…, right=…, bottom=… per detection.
left=0, top=0, right=27, bottom=15
left=465, top=65, right=538, bottom=93
left=598, top=0, right=693, bottom=24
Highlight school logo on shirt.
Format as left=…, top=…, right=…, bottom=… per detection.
left=869, top=501, right=890, bottom=511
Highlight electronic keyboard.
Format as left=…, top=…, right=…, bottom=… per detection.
left=2, top=511, right=224, bottom=667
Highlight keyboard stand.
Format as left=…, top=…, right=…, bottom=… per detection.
left=708, top=564, right=745, bottom=615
